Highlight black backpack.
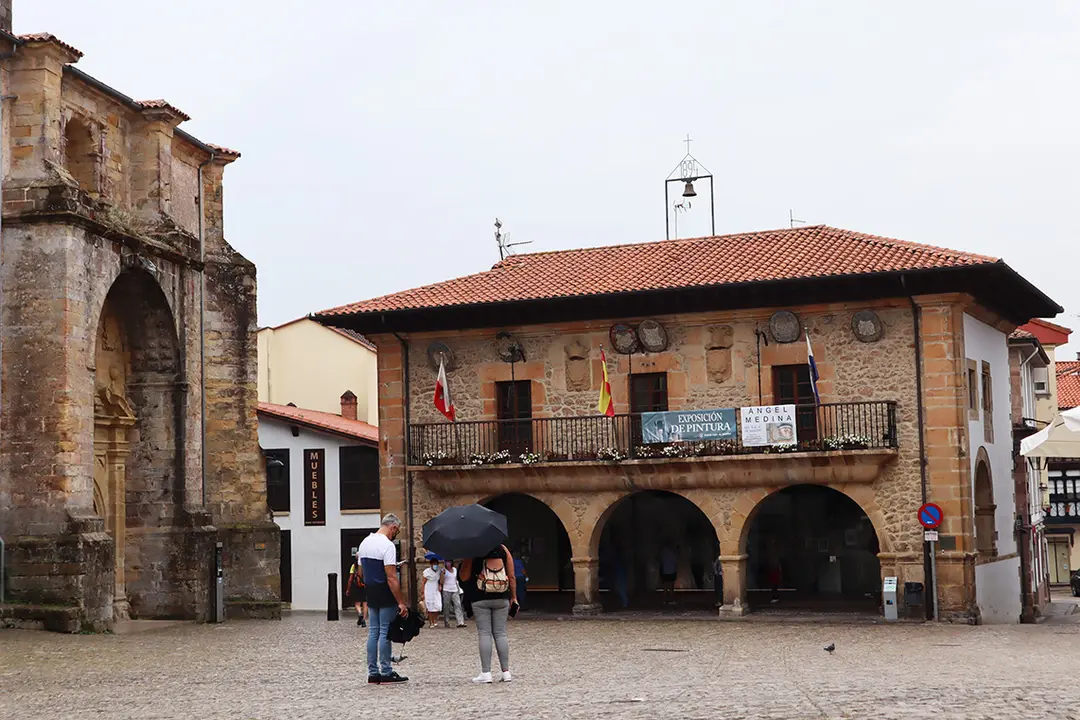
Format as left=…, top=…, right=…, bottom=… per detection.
left=388, top=608, right=425, bottom=645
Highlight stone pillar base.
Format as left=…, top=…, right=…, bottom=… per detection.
left=217, top=521, right=282, bottom=621
left=112, top=597, right=131, bottom=623
left=718, top=600, right=747, bottom=617
left=572, top=603, right=603, bottom=616
left=3, top=514, right=114, bottom=633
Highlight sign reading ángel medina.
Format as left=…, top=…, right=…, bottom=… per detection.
left=640, top=409, right=738, bottom=444
left=740, top=405, right=798, bottom=447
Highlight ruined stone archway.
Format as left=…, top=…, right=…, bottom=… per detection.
left=93, top=269, right=186, bottom=620
left=741, top=485, right=884, bottom=611
left=482, top=493, right=574, bottom=611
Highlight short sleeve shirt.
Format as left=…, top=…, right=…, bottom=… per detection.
left=442, top=567, right=459, bottom=593
left=357, top=532, right=397, bottom=608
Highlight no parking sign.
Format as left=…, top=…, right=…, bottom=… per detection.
left=917, top=503, right=943, bottom=530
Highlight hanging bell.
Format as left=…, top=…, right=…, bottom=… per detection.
left=682, top=180, right=697, bottom=198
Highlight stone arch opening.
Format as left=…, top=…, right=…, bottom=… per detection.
left=94, top=268, right=184, bottom=620
left=743, top=485, right=881, bottom=612
left=482, top=493, right=574, bottom=611
left=64, top=115, right=99, bottom=194
left=595, top=490, right=719, bottom=611
left=974, top=451, right=997, bottom=559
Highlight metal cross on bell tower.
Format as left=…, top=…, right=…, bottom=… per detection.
left=664, top=134, right=715, bottom=240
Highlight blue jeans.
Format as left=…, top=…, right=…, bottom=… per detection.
left=367, top=605, right=397, bottom=676
left=515, top=576, right=527, bottom=607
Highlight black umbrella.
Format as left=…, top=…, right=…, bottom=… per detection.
left=422, top=504, right=508, bottom=560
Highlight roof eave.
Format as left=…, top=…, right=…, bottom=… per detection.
left=315, top=263, right=1056, bottom=336
left=256, top=409, right=378, bottom=445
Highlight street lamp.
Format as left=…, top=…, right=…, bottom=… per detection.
left=664, top=135, right=715, bottom=240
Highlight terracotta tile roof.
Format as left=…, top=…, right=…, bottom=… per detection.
left=258, top=402, right=378, bottom=443
left=1060, top=361, right=1080, bottom=410
left=206, top=143, right=241, bottom=158
left=1010, top=328, right=1036, bottom=340
left=329, top=326, right=377, bottom=351
left=18, top=33, right=83, bottom=58
left=137, top=99, right=191, bottom=122
left=318, top=225, right=1000, bottom=318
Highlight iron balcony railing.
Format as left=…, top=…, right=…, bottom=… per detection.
left=409, top=401, right=898, bottom=467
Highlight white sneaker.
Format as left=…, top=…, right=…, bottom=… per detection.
left=500, top=671, right=512, bottom=683
left=472, top=672, right=493, bottom=684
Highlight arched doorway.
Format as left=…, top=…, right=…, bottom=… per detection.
left=744, top=485, right=881, bottom=612
left=597, top=491, right=719, bottom=611
left=973, top=455, right=997, bottom=559
left=483, top=493, right=574, bottom=611
left=93, top=269, right=183, bottom=621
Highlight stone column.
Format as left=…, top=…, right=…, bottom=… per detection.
left=95, top=411, right=135, bottom=622
left=106, top=440, right=130, bottom=620
left=571, top=556, right=601, bottom=615
left=718, top=554, right=749, bottom=617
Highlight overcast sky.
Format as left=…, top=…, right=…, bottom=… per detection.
left=21, top=2, right=1080, bottom=355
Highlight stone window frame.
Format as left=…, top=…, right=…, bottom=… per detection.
left=966, top=359, right=980, bottom=421
left=981, top=360, right=993, bottom=444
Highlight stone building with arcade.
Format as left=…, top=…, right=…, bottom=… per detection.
left=0, top=11, right=278, bottom=631
left=317, top=225, right=1060, bottom=623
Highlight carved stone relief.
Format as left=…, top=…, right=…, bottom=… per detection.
left=565, top=339, right=590, bottom=392
left=705, top=325, right=734, bottom=384
left=93, top=301, right=136, bottom=622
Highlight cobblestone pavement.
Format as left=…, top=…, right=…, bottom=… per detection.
left=2, top=613, right=1079, bottom=720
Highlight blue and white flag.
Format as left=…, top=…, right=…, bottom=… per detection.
left=805, top=330, right=821, bottom=404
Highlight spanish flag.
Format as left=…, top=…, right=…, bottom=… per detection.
left=597, top=348, right=614, bottom=417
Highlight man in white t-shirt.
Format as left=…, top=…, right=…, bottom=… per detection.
left=441, top=560, right=466, bottom=628
left=358, top=514, right=409, bottom=684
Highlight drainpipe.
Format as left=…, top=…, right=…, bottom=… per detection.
left=905, top=284, right=933, bottom=621
left=198, top=151, right=216, bottom=506
left=392, top=331, right=417, bottom=605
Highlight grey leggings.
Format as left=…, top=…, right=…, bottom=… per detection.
left=472, top=598, right=510, bottom=673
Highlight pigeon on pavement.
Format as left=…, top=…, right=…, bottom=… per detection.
left=824, top=643, right=836, bottom=654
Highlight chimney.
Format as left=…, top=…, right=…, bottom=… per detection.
left=340, top=390, right=358, bottom=421
left=1, top=0, right=11, bottom=33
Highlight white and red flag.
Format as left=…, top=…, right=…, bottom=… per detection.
left=434, top=358, right=456, bottom=421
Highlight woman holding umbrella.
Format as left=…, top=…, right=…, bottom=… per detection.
left=422, top=504, right=517, bottom=684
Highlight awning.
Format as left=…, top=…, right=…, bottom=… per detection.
left=1021, top=406, right=1080, bottom=458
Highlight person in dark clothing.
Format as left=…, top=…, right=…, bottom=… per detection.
left=513, top=554, right=528, bottom=610
left=460, top=545, right=518, bottom=684
left=712, top=553, right=724, bottom=608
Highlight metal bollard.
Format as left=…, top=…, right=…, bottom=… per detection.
left=212, top=542, right=224, bottom=623
left=327, top=573, right=339, bottom=621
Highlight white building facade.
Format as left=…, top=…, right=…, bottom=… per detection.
left=258, top=401, right=381, bottom=611
left=964, top=314, right=1022, bottom=623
